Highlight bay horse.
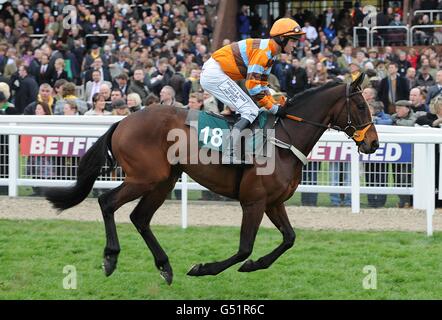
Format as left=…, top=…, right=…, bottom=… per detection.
left=45, top=73, right=378, bottom=285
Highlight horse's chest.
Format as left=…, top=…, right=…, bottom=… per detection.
left=287, top=180, right=300, bottom=195
left=287, top=175, right=302, bottom=195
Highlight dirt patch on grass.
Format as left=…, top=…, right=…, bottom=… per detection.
left=0, top=196, right=441, bottom=233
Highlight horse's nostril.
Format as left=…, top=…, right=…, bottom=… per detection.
left=372, top=140, right=379, bottom=150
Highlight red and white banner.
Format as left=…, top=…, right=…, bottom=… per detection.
left=307, top=142, right=412, bottom=162
left=20, top=136, right=98, bottom=157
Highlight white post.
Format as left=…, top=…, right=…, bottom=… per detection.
left=181, top=172, right=188, bottom=229
left=439, top=144, right=442, bottom=200
left=413, top=144, right=427, bottom=209
left=8, top=129, right=19, bottom=197
left=426, top=144, right=435, bottom=237
left=351, top=144, right=360, bottom=214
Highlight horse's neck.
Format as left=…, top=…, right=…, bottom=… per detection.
left=281, top=121, right=328, bottom=158
left=280, top=88, right=342, bottom=158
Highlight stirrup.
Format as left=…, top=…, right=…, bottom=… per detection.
left=222, top=154, right=252, bottom=165
left=221, top=117, right=252, bottom=165
left=222, top=151, right=251, bottom=165
left=221, top=142, right=253, bottom=165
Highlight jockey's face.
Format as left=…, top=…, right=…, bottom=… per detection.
left=283, top=39, right=296, bottom=54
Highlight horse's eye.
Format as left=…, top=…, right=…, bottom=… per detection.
left=357, top=103, right=366, bottom=110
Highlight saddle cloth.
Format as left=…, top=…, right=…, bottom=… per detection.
left=185, top=110, right=274, bottom=157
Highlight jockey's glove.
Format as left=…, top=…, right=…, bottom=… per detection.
left=275, top=105, right=287, bottom=118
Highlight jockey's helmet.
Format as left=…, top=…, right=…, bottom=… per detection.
left=270, top=18, right=305, bottom=48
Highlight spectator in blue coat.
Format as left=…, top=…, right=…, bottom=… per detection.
left=237, top=5, right=251, bottom=40
left=323, top=23, right=337, bottom=42
left=272, top=54, right=292, bottom=92
left=370, top=100, right=393, bottom=125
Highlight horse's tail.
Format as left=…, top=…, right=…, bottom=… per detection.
left=45, top=121, right=120, bottom=211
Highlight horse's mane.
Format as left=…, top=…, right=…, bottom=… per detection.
left=285, top=81, right=343, bottom=110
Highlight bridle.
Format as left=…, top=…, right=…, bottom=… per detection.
left=280, top=83, right=373, bottom=143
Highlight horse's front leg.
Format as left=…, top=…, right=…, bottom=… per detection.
left=187, top=200, right=265, bottom=276
left=238, top=202, right=296, bottom=272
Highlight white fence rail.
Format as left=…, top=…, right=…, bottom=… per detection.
left=0, top=116, right=441, bottom=236
left=370, top=25, right=410, bottom=47
left=353, top=26, right=370, bottom=48
left=413, top=10, right=442, bottom=22
left=410, top=24, right=441, bottom=46
left=354, top=24, right=441, bottom=47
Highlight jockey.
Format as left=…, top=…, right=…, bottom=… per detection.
left=200, top=18, right=305, bottom=164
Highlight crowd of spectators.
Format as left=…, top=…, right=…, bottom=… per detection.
left=0, top=0, right=221, bottom=118
left=0, top=1, right=441, bottom=118
left=0, top=1, right=441, bottom=206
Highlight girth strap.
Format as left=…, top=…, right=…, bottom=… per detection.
left=269, top=136, right=308, bottom=165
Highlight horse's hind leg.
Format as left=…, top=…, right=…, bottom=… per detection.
left=187, top=200, right=265, bottom=276
left=238, top=203, right=295, bottom=272
left=129, top=177, right=177, bottom=285
left=98, top=182, right=150, bottom=277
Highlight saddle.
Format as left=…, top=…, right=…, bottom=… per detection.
left=185, top=109, right=276, bottom=161
left=186, top=110, right=274, bottom=132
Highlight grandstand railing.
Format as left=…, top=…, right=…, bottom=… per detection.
left=369, top=26, right=410, bottom=47
left=354, top=24, right=440, bottom=47
left=413, top=10, right=442, bottom=22
left=0, top=116, right=440, bottom=236
left=85, top=33, right=112, bottom=39
left=353, top=26, right=370, bottom=48
left=84, top=33, right=112, bottom=47
left=410, top=24, right=441, bottom=46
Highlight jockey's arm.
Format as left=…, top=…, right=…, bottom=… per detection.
left=245, top=53, right=279, bottom=114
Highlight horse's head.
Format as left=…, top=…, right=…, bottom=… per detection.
left=330, top=73, right=379, bottom=154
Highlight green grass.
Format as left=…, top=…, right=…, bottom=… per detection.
left=0, top=219, right=441, bottom=300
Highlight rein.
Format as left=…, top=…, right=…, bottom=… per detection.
left=270, top=83, right=373, bottom=165
left=282, top=83, right=373, bottom=142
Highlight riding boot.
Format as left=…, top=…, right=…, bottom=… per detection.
left=222, top=118, right=251, bottom=165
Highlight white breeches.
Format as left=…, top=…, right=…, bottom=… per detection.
left=200, top=57, right=259, bottom=123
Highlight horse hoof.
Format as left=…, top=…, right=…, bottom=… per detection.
left=238, top=259, right=255, bottom=272
left=160, top=270, right=173, bottom=285
left=187, top=264, right=203, bottom=276
left=102, top=255, right=118, bottom=277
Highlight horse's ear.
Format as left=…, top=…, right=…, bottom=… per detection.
left=350, top=72, right=365, bottom=91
